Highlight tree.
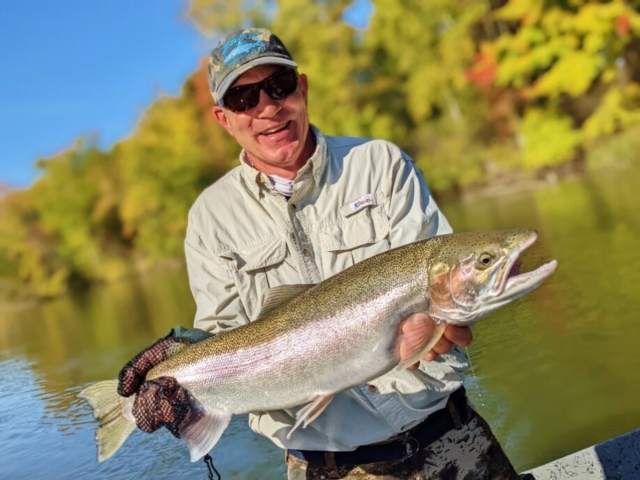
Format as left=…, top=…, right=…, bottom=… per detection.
left=479, top=0, right=640, bottom=168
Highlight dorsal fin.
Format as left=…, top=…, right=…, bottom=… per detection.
left=259, top=284, right=315, bottom=317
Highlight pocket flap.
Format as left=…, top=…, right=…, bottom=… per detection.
left=321, top=203, right=390, bottom=252
left=218, top=237, right=287, bottom=272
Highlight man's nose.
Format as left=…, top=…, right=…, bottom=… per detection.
left=256, top=89, right=281, bottom=117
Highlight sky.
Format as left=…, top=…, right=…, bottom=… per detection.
left=0, top=1, right=209, bottom=188
left=0, top=1, right=372, bottom=190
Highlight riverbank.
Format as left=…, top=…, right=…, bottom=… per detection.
left=2, top=137, right=637, bottom=311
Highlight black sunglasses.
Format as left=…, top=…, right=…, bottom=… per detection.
left=220, top=69, right=299, bottom=113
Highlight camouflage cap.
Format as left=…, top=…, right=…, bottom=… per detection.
left=208, top=28, right=298, bottom=104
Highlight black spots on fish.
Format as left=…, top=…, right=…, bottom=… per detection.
left=133, top=376, right=198, bottom=438
left=441, top=230, right=537, bottom=251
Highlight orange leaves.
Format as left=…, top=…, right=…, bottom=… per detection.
left=615, top=15, right=631, bottom=37
left=465, top=52, right=497, bottom=87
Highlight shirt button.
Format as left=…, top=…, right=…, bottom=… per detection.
left=367, top=385, right=377, bottom=393
left=290, top=203, right=296, bottom=210
left=302, top=249, right=310, bottom=257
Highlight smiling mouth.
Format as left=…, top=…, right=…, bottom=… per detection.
left=261, top=121, right=290, bottom=136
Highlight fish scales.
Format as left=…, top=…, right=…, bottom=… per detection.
left=147, top=240, right=435, bottom=413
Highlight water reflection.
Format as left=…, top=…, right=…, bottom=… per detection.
left=1, top=164, right=640, bottom=477
left=0, top=268, right=285, bottom=479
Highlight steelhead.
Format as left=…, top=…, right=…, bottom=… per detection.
left=79, top=229, right=557, bottom=463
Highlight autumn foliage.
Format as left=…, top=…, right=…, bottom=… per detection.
left=2, top=0, right=640, bottom=299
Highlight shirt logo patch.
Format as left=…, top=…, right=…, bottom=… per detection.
left=349, top=193, right=376, bottom=213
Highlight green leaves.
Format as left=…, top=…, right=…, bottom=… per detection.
left=521, top=109, right=583, bottom=169
left=2, top=0, right=640, bottom=300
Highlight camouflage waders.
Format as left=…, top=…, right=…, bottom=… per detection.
left=286, top=388, right=519, bottom=480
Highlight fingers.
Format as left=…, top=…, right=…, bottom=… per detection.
left=442, top=324, right=473, bottom=348
left=418, top=325, right=473, bottom=366
left=117, top=337, right=192, bottom=397
left=404, top=319, right=474, bottom=369
left=133, top=377, right=192, bottom=438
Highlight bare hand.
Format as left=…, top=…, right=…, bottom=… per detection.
left=408, top=322, right=473, bottom=369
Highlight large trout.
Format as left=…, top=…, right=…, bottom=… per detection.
left=80, top=229, right=557, bottom=463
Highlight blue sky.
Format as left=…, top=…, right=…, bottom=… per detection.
left=0, top=1, right=209, bottom=188
left=0, top=1, right=372, bottom=189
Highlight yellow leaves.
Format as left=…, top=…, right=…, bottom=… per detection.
left=0, top=193, right=71, bottom=299
left=583, top=84, right=640, bottom=138
left=540, top=7, right=573, bottom=35
left=2, top=0, right=640, bottom=301
left=573, top=2, right=627, bottom=36
left=495, top=0, right=544, bottom=26
left=520, top=109, right=583, bottom=169
left=631, top=12, right=640, bottom=34
left=494, top=28, right=551, bottom=87
left=533, top=51, right=601, bottom=98
left=491, top=0, right=640, bottom=100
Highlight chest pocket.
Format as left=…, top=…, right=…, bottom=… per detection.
left=317, top=200, right=391, bottom=276
left=218, top=237, right=290, bottom=321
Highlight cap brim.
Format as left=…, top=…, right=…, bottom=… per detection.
left=215, top=57, right=298, bottom=103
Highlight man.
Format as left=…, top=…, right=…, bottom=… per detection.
left=119, top=28, right=519, bottom=479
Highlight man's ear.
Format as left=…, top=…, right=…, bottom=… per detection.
left=298, top=73, right=308, bottom=103
left=212, top=106, right=235, bottom=137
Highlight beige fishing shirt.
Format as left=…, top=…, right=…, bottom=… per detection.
left=185, top=126, right=469, bottom=451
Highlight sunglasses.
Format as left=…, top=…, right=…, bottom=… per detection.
left=220, top=69, right=299, bottom=113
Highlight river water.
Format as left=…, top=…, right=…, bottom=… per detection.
left=1, top=162, right=639, bottom=479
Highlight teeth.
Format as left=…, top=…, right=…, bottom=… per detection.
left=263, top=122, right=288, bottom=135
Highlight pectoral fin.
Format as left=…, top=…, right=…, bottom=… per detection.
left=287, top=394, right=335, bottom=439
left=179, top=404, right=232, bottom=462
left=397, top=313, right=447, bottom=369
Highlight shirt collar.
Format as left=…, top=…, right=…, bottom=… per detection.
left=239, top=125, right=329, bottom=197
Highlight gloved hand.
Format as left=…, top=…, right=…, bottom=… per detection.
left=117, top=334, right=193, bottom=397
left=117, top=326, right=213, bottom=397
left=116, top=327, right=213, bottom=438
left=132, top=376, right=194, bottom=438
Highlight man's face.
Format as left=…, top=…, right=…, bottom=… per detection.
left=212, top=65, right=314, bottom=179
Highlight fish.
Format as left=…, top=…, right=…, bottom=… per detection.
left=79, top=229, right=557, bottom=463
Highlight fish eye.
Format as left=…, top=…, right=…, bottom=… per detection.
left=477, top=252, right=495, bottom=269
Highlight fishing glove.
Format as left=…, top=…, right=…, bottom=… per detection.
left=117, top=326, right=213, bottom=397
left=117, top=326, right=213, bottom=438
left=132, top=376, right=194, bottom=438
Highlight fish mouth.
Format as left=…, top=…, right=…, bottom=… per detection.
left=495, top=232, right=558, bottom=302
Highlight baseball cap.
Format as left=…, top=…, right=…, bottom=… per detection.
left=208, top=28, right=298, bottom=104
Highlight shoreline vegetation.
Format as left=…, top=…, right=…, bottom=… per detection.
left=2, top=0, right=640, bottom=305
left=0, top=149, right=631, bottom=314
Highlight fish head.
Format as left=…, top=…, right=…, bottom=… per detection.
left=426, top=229, right=557, bottom=325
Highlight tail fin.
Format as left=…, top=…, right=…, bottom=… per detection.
left=78, top=379, right=136, bottom=462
